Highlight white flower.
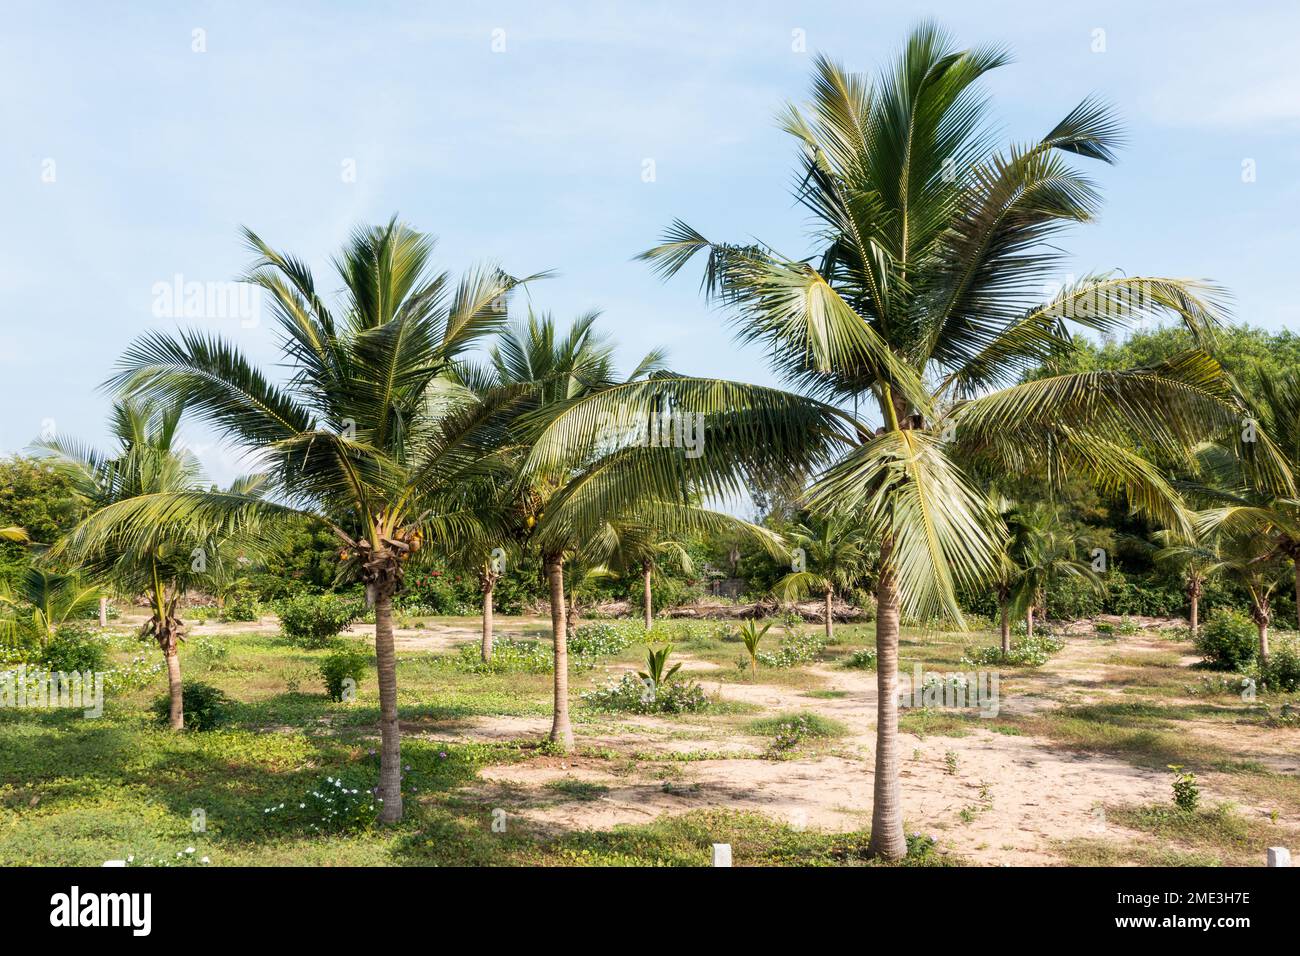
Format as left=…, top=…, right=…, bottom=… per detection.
left=201, top=856, right=210, bottom=864
left=185, top=847, right=195, bottom=854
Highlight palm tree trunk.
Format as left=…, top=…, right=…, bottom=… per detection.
left=1189, top=590, right=1199, bottom=641
left=1294, top=561, right=1300, bottom=635
left=1289, top=561, right=1300, bottom=634
left=545, top=555, right=574, bottom=751
left=481, top=579, right=495, bottom=663
left=999, top=602, right=1011, bottom=654
left=566, top=595, right=579, bottom=640
left=373, top=590, right=403, bottom=823
left=643, top=562, right=654, bottom=631
left=1026, top=605, right=1035, bottom=641
left=152, top=579, right=184, bottom=731
left=98, top=597, right=108, bottom=628
left=824, top=586, right=834, bottom=643
left=868, top=552, right=906, bottom=861
left=1259, top=620, right=1270, bottom=665
left=164, top=642, right=183, bottom=730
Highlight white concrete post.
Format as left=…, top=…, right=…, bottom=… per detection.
left=1267, top=847, right=1291, bottom=867
left=711, top=843, right=732, bottom=867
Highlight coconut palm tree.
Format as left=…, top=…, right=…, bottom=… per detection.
left=100, top=218, right=539, bottom=820
left=1003, top=502, right=1103, bottom=640
left=0, top=567, right=101, bottom=649
left=39, top=399, right=250, bottom=728
left=589, top=519, right=693, bottom=630
left=456, top=309, right=667, bottom=745
left=1201, top=525, right=1282, bottom=664
left=640, top=25, right=1270, bottom=858
left=483, top=309, right=837, bottom=749
left=1152, top=523, right=1225, bottom=640
left=463, top=309, right=794, bottom=746
left=436, top=474, right=519, bottom=663
left=773, top=511, right=875, bottom=641
left=1193, top=366, right=1300, bottom=626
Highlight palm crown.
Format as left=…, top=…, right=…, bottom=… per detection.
left=643, top=26, right=1270, bottom=623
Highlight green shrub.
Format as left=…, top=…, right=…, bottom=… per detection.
left=220, top=591, right=260, bottom=622
left=399, top=567, right=478, bottom=615
left=319, top=644, right=371, bottom=701
left=277, top=593, right=363, bottom=648
left=1258, top=643, right=1300, bottom=693
left=1169, top=765, right=1199, bottom=812
left=581, top=672, right=711, bottom=714
left=1196, top=608, right=1257, bottom=670
left=443, top=638, right=552, bottom=675
left=749, top=711, right=847, bottom=755
left=262, top=773, right=377, bottom=834
left=755, top=628, right=826, bottom=668
left=962, top=632, right=1063, bottom=667
left=41, top=625, right=106, bottom=673
left=188, top=636, right=231, bottom=670
left=152, top=680, right=233, bottom=731
left=841, top=648, right=877, bottom=670
left=568, top=621, right=634, bottom=658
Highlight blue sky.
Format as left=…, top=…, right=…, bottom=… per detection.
left=3, top=1, right=1299, bottom=484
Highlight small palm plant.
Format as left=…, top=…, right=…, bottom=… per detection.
left=739, top=619, right=772, bottom=677
left=638, top=643, right=682, bottom=697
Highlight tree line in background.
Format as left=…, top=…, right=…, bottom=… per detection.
left=3, top=24, right=1299, bottom=861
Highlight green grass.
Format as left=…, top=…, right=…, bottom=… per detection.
left=746, top=711, right=848, bottom=739
left=1053, top=838, right=1224, bottom=867
left=1103, top=651, right=1183, bottom=669
left=544, top=778, right=611, bottom=801
left=491, top=809, right=962, bottom=866
left=1095, top=802, right=1286, bottom=866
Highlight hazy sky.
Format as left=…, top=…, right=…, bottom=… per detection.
left=3, top=1, right=1299, bottom=485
